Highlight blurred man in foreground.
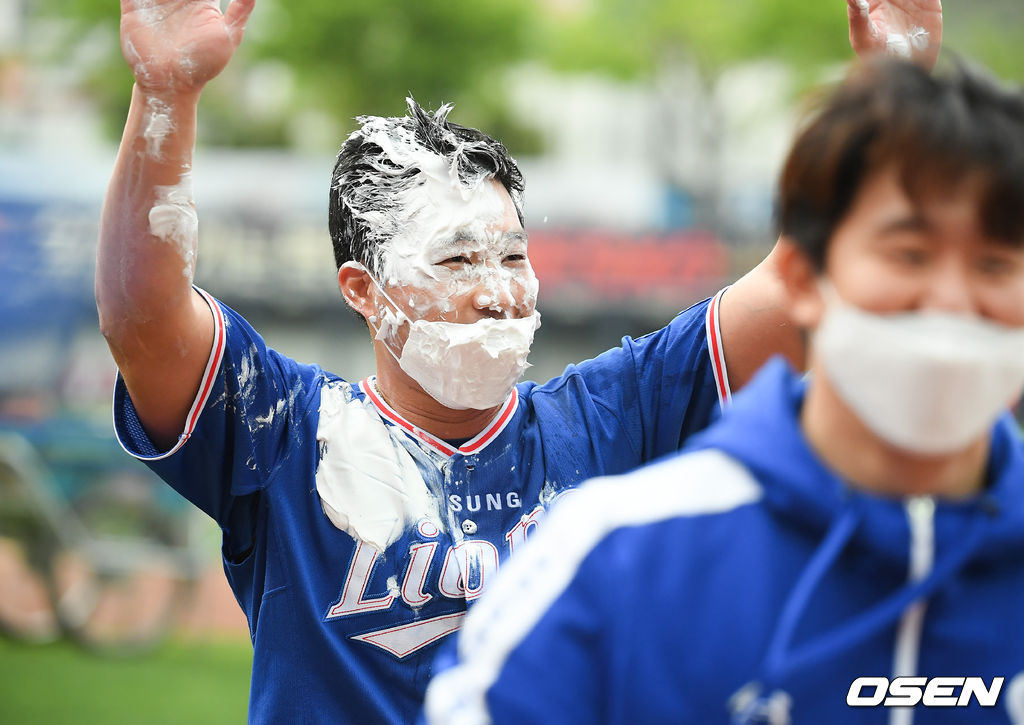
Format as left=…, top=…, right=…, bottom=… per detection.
left=424, top=57, right=1024, bottom=724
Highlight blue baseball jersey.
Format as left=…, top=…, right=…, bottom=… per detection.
left=424, top=359, right=1024, bottom=724
left=112, top=287, right=729, bottom=724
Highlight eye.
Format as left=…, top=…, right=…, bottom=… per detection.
left=884, top=240, right=930, bottom=268
left=439, top=255, right=471, bottom=266
left=896, top=248, right=929, bottom=266
left=976, top=253, right=1021, bottom=277
left=503, top=253, right=527, bottom=264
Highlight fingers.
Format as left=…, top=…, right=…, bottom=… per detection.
left=224, top=0, right=256, bottom=46
left=121, top=0, right=163, bottom=17
left=847, top=0, right=882, bottom=58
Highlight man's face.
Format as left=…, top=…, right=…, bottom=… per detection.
left=811, top=165, right=1024, bottom=326
left=370, top=176, right=538, bottom=333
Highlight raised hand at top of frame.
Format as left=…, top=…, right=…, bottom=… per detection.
left=119, top=0, right=256, bottom=96
left=847, top=0, right=943, bottom=71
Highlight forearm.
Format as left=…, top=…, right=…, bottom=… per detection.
left=97, top=84, right=202, bottom=344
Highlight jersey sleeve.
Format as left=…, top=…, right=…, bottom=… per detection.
left=112, top=288, right=322, bottom=528
left=529, top=289, right=729, bottom=464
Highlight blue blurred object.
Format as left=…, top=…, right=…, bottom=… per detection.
left=0, top=198, right=96, bottom=396
left=660, top=183, right=695, bottom=230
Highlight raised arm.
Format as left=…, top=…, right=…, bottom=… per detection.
left=97, top=0, right=255, bottom=449
left=717, top=0, right=942, bottom=391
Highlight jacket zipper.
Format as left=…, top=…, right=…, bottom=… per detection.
left=889, top=495, right=936, bottom=725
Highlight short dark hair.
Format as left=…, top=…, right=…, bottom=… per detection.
left=777, top=57, right=1024, bottom=269
left=328, top=98, right=526, bottom=276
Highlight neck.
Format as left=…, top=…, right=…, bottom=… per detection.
left=801, top=367, right=990, bottom=500
left=373, top=351, right=503, bottom=441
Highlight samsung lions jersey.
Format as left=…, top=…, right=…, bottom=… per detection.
left=112, top=287, right=730, bottom=724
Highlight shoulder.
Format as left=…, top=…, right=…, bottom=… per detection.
left=628, top=292, right=717, bottom=352
left=523, top=292, right=721, bottom=399
left=551, top=448, right=763, bottom=537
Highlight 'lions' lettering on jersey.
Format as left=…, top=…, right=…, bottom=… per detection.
left=326, top=508, right=548, bottom=657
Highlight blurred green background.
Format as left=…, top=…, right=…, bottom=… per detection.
left=30, top=0, right=1024, bottom=152
left=0, top=637, right=251, bottom=723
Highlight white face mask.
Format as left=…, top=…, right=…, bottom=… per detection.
left=397, top=313, right=540, bottom=410
left=815, top=285, right=1024, bottom=455
left=360, top=268, right=541, bottom=410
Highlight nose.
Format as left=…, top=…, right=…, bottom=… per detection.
left=471, top=265, right=515, bottom=317
left=919, top=256, right=978, bottom=316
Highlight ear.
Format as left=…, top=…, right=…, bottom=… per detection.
left=337, top=262, right=377, bottom=319
left=775, top=237, right=826, bottom=330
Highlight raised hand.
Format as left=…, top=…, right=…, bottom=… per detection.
left=120, top=0, right=256, bottom=95
left=847, top=0, right=943, bottom=71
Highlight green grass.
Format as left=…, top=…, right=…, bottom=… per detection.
left=0, top=636, right=252, bottom=724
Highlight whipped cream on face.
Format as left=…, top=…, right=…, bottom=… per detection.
left=353, top=265, right=540, bottom=410
left=339, top=103, right=538, bottom=322
left=396, top=313, right=541, bottom=410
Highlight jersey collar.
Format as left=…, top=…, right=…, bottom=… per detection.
left=359, top=378, right=518, bottom=458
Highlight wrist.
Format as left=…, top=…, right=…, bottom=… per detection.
left=133, top=82, right=203, bottom=109
left=126, top=84, right=200, bottom=166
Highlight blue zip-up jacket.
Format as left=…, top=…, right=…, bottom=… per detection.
left=424, top=358, right=1024, bottom=724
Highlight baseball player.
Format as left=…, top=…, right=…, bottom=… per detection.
left=424, top=56, right=1024, bottom=724
left=97, top=0, right=938, bottom=722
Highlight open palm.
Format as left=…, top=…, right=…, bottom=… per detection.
left=120, top=0, right=255, bottom=93
left=848, top=0, right=943, bottom=70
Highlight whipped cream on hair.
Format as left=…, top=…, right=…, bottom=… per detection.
left=334, top=99, right=536, bottom=320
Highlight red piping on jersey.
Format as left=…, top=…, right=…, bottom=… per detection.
left=184, top=288, right=226, bottom=442
left=360, top=379, right=518, bottom=458
left=706, top=288, right=732, bottom=409
left=349, top=612, right=466, bottom=659
left=123, top=286, right=227, bottom=462
left=460, top=395, right=517, bottom=453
